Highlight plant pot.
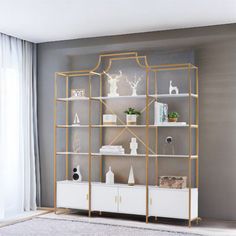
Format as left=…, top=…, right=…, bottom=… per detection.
left=168, top=117, right=178, bottom=122
left=126, top=114, right=137, bottom=125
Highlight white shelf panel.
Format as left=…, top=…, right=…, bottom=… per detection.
left=57, top=97, right=89, bottom=102
left=91, top=95, right=146, bottom=100
left=56, top=93, right=197, bottom=102
left=57, top=125, right=89, bottom=128
left=56, top=152, right=197, bottom=159
left=57, top=124, right=198, bottom=128
left=149, top=93, right=198, bottom=98
left=56, top=152, right=101, bottom=156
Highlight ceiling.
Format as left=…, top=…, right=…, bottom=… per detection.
left=0, top=0, right=236, bottom=43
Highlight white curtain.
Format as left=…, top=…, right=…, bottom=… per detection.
left=0, top=33, right=40, bottom=219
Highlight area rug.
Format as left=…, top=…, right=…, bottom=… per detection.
left=0, top=217, right=200, bottom=236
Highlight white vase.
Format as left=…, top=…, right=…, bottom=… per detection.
left=130, top=138, right=138, bottom=155
left=106, top=166, right=114, bottom=184
left=73, top=113, right=80, bottom=125
left=126, top=115, right=137, bottom=125
left=128, top=166, right=135, bottom=186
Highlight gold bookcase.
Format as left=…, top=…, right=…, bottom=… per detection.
left=54, top=52, right=199, bottom=226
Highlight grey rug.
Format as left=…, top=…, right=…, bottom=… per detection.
left=0, top=218, right=199, bottom=236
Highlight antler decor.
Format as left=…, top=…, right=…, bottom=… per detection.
left=126, top=75, right=142, bottom=96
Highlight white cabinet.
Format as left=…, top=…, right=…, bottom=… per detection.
left=57, top=181, right=198, bottom=220
left=149, top=187, right=198, bottom=220
left=118, top=186, right=146, bottom=215
left=57, top=181, right=88, bottom=210
left=92, top=184, right=118, bottom=212
left=91, top=184, right=145, bottom=215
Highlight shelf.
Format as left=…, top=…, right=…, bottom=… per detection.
left=56, top=93, right=198, bottom=102
left=57, top=97, right=89, bottom=102
left=56, top=124, right=198, bottom=128
left=91, top=95, right=146, bottom=100
left=57, top=124, right=89, bottom=128
left=149, top=93, right=198, bottom=98
left=56, top=152, right=101, bottom=156
left=56, top=152, right=198, bottom=159
left=55, top=53, right=199, bottom=224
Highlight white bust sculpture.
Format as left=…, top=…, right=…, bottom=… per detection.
left=104, top=70, right=122, bottom=97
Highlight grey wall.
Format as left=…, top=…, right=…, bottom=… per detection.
left=196, top=41, right=236, bottom=220
left=37, top=24, right=236, bottom=220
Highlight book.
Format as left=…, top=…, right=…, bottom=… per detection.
left=154, top=101, right=168, bottom=125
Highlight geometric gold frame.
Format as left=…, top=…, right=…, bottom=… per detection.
left=54, top=52, right=199, bottom=227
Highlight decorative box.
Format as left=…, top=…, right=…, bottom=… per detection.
left=71, top=89, right=85, bottom=97
left=103, top=114, right=117, bottom=125
left=159, top=176, right=187, bottom=189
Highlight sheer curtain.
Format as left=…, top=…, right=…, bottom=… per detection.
left=0, top=33, right=40, bottom=219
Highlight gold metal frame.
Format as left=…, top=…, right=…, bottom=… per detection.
left=53, top=52, right=199, bottom=227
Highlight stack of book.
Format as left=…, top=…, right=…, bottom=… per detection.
left=154, top=101, right=168, bottom=125
left=100, top=145, right=125, bottom=155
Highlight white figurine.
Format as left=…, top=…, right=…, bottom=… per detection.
left=73, top=113, right=80, bottom=125
left=104, top=70, right=122, bottom=97
left=130, top=138, right=138, bottom=155
left=169, top=80, right=179, bottom=94
left=128, top=165, right=135, bottom=186
left=106, top=166, right=114, bottom=184
left=126, top=75, right=141, bottom=96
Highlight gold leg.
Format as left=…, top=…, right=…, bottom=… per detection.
left=145, top=67, right=149, bottom=224
left=54, top=73, right=58, bottom=215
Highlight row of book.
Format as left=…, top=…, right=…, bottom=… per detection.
left=100, top=145, right=125, bottom=155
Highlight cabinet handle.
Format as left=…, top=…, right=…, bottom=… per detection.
left=86, top=194, right=88, bottom=201
left=150, top=197, right=152, bottom=205
left=115, top=196, right=117, bottom=203
left=120, top=196, right=122, bottom=203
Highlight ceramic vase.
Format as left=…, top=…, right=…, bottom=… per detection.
left=106, top=166, right=114, bottom=184
left=128, top=165, right=135, bottom=186
left=130, top=138, right=138, bottom=155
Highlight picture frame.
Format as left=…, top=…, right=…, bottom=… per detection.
left=71, top=89, right=85, bottom=97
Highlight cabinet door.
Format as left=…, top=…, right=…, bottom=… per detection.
left=91, top=184, right=118, bottom=213
left=149, top=188, right=198, bottom=220
left=118, top=187, right=146, bottom=215
left=57, top=181, right=88, bottom=210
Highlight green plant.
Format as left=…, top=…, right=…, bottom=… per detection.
left=168, top=112, right=180, bottom=119
left=124, top=107, right=141, bottom=116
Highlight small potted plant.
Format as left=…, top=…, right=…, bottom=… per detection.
left=124, top=107, right=141, bottom=125
left=168, top=112, right=180, bottom=122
